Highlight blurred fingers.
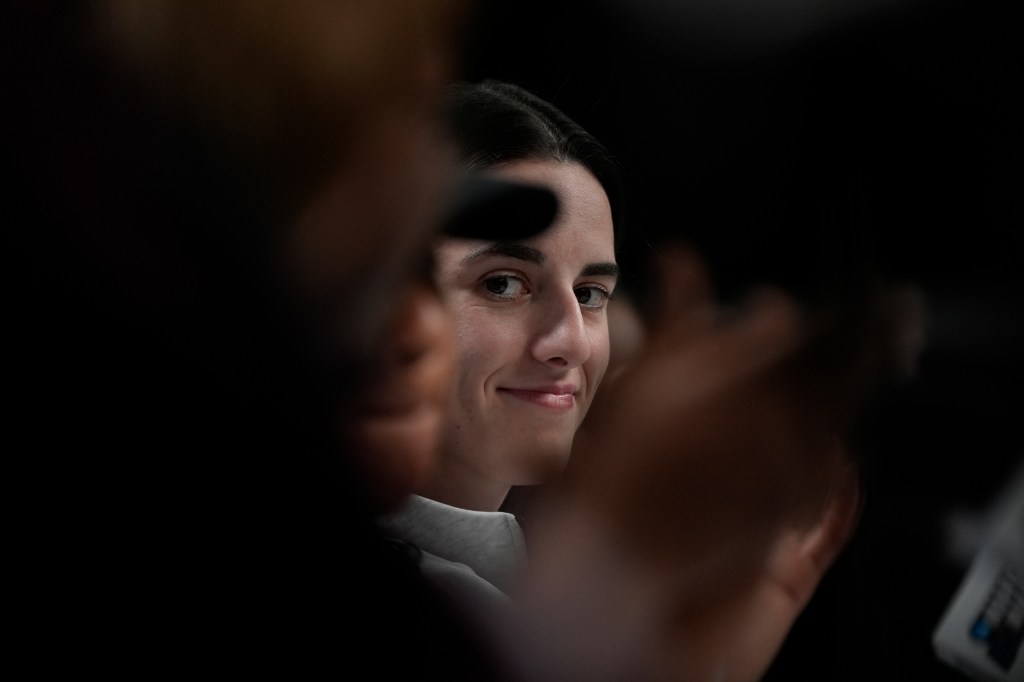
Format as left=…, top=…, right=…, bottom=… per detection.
left=647, top=242, right=717, bottom=345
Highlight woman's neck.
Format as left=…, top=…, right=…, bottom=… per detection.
left=415, top=461, right=510, bottom=512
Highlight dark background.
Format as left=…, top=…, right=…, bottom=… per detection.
left=464, top=1, right=1022, bottom=679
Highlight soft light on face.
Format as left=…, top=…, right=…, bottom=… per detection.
left=433, top=159, right=618, bottom=495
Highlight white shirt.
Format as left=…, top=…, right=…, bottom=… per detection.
left=377, top=495, right=527, bottom=618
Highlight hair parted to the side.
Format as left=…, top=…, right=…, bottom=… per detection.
left=444, top=79, right=627, bottom=244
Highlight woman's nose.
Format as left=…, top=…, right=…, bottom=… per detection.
left=530, top=289, right=591, bottom=368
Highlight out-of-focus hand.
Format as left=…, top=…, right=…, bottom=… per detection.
left=565, top=245, right=857, bottom=586
left=518, top=244, right=875, bottom=680
left=664, top=460, right=862, bottom=681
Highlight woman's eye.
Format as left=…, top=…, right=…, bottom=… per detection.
left=575, top=286, right=612, bottom=309
left=482, top=275, right=526, bottom=299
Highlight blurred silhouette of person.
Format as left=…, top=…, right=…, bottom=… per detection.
left=551, top=2, right=1022, bottom=679
left=10, top=1, right=506, bottom=677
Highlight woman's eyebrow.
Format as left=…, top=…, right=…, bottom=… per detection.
left=460, top=244, right=619, bottom=281
left=582, top=262, right=620, bottom=280
left=461, top=242, right=545, bottom=265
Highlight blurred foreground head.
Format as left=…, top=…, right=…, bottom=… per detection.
left=92, top=0, right=473, bottom=363
left=12, top=0, right=474, bottom=459
left=10, top=0, right=481, bottom=631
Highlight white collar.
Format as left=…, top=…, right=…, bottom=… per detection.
left=378, top=495, right=527, bottom=591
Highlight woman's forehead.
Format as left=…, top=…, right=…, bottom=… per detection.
left=433, top=158, right=615, bottom=274
left=495, top=160, right=612, bottom=237
left=488, top=158, right=602, bottom=202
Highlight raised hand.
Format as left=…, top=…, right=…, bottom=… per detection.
left=517, top=244, right=878, bottom=681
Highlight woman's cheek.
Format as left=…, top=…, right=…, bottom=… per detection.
left=454, top=307, right=521, bottom=365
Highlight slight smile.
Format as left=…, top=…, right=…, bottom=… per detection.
left=497, top=387, right=577, bottom=411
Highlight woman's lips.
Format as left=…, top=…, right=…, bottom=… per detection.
left=498, top=387, right=576, bottom=410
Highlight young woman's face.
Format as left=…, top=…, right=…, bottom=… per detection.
left=433, top=158, right=618, bottom=488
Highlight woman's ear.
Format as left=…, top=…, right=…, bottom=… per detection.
left=341, top=279, right=455, bottom=512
